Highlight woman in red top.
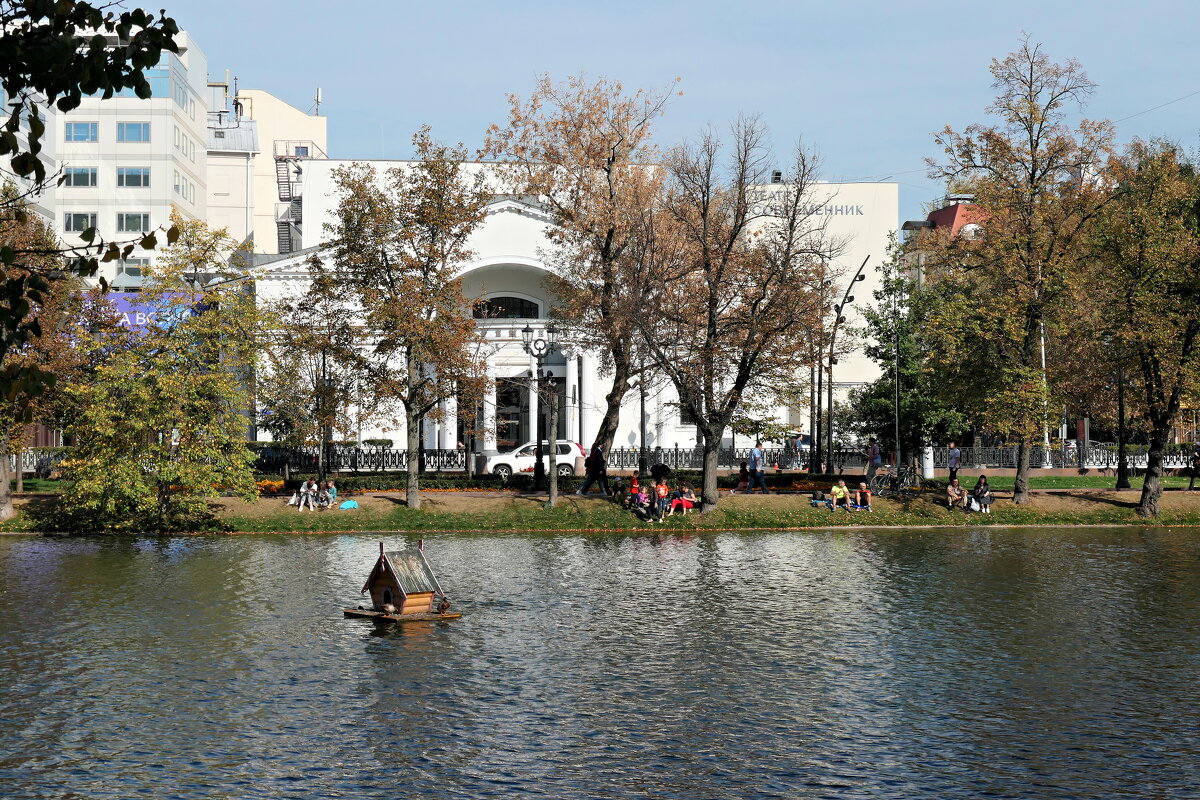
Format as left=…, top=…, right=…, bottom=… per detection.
left=668, top=484, right=697, bottom=516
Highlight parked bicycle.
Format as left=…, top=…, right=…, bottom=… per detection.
left=869, top=463, right=922, bottom=497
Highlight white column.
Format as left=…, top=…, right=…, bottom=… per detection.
left=483, top=353, right=498, bottom=453
left=527, top=354, right=539, bottom=445
left=564, top=350, right=579, bottom=444
left=423, top=412, right=438, bottom=450
left=445, top=395, right=458, bottom=450
left=580, top=351, right=600, bottom=446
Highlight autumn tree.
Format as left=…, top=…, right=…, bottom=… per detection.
left=920, top=37, right=1113, bottom=503
left=486, top=74, right=675, bottom=455
left=315, top=128, right=491, bottom=509
left=1093, top=140, right=1200, bottom=516
left=58, top=216, right=262, bottom=531
left=638, top=118, right=839, bottom=512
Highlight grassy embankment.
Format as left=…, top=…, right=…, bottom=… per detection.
left=5, top=475, right=1198, bottom=534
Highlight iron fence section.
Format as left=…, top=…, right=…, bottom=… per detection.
left=253, top=446, right=469, bottom=474
left=932, top=445, right=1196, bottom=470
left=603, top=446, right=863, bottom=472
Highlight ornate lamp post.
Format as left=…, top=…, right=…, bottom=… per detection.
left=521, top=322, right=560, bottom=494
left=826, top=256, right=869, bottom=474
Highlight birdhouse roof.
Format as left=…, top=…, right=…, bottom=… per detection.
left=362, top=548, right=440, bottom=595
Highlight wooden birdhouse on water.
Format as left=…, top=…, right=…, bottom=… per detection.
left=343, top=541, right=461, bottom=622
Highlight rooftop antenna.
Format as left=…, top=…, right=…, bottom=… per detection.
left=311, top=87, right=322, bottom=115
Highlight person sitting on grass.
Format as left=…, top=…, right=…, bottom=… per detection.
left=610, top=476, right=626, bottom=506
left=946, top=478, right=967, bottom=511
left=668, top=484, right=697, bottom=516
left=971, top=475, right=993, bottom=514
left=731, top=462, right=750, bottom=494
left=827, top=479, right=851, bottom=511
left=852, top=481, right=873, bottom=512
left=625, top=474, right=643, bottom=509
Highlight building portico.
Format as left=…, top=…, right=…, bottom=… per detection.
left=254, top=159, right=898, bottom=460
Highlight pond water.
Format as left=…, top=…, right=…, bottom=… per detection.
left=1, top=528, right=1198, bottom=799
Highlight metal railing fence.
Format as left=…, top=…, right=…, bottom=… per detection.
left=932, top=444, right=1196, bottom=470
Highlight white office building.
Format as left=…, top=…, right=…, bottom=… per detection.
left=256, top=159, right=898, bottom=455
left=54, top=31, right=209, bottom=290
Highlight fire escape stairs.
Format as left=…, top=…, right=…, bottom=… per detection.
left=276, top=157, right=294, bottom=253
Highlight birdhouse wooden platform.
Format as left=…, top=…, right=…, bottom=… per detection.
left=343, top=541, right=461, bottom=622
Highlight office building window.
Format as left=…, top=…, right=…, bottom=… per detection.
left=64, top=122, right=98, bottom=142
left=64, top=212, right=97, bottom=232
left=117, top=122, right=151, bottom=142
left=64, top=167, right=97, bottom=187
left=117, top=213, right=150, bottom=233
left=173, top=171, right=196, bottom=203
left=295, top=146, right=309, bottom=157
left=117, top=257, right=149, bottom=282
left=117, top=167, right=151, bottom=188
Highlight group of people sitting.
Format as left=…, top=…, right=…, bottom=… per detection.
left=612, top=474, right=698, bottom=523
left=819, top=479, right=873, bottom=512
left=945, top=475, right=993, bottom=513
left=288, top=479, right=338, bottom=512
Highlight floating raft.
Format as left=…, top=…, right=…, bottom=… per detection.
left=343, top=607, right=462, bottom=623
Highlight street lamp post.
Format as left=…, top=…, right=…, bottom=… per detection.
left=826, top=256, right=870, bottom=475
left=521, top=323, right=560, bottom=496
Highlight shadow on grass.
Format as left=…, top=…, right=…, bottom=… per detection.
left=1042, top=490, right=1139, bottom=510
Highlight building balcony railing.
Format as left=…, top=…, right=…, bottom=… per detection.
left=273, top=139, right=327, bottom=159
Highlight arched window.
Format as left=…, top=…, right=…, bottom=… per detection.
left=474, top=296, right=540, bottom=319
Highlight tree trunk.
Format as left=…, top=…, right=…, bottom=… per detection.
left=1116, top=370, right=1130, bottom=489
left=14, top=448, right=22, bottom=494
left=0, top=438, right=12, bottom=522
left=591, top=363, right=631, bottom=454
left=1138, top=421, right=1169, bottom=517
left=547, top=381, right=559, bottom=508
left=700, top=432, right=721, bottom=513
left=1013, top=441, right=1032, bottom=504
left=405, top=349, right=421, bottom=509
left=406, top=406, right=421, bottom=509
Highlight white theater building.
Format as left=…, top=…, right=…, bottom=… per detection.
left=255, top=159, right=898, bottom=454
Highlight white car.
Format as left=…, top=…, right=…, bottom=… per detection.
left=487, top=440, right=586, bottom=480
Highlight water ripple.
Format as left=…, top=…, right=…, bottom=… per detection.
left=1, top=528, right=1198, bottom=798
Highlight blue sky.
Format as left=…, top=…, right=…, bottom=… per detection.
left=169, top=0, right=1200, bottom=223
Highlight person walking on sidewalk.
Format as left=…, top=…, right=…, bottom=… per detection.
left=748, top=440, right=768, bottom=493
left=576, top=442, right=611, bottom=496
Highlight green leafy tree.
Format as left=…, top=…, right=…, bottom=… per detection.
left=58, top=216, right=261, bottom=531
left=1093, top=140, right=1200, bottom=516
left=849, top=240, right=967, bottom=464
left=0, top=2, right=180, bottom=403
